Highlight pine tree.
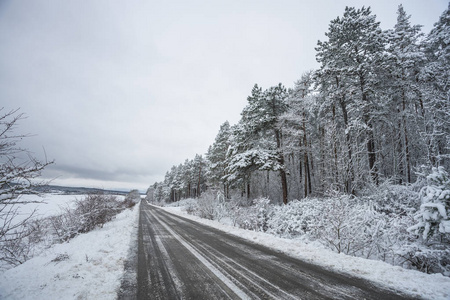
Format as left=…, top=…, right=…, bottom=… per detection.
left=384, top=4, right=425, bottom=183
left=280, top=72, right=315, bottom=197
left=206, top=121, right=231, bottom=197
left=226, top=84, right=289, bottom=204
left=192, top=154, right=206, bottom=198
left=409, top=167, right=450, bottom=240
left=421, top=4, right=450, bottom=169
left=316, top=6, right=386, bottom=188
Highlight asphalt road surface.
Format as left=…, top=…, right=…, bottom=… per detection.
left=137, top=201, right=418, bottom=300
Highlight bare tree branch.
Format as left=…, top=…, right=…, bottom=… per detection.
left=0, top=108, right=53, bottom=267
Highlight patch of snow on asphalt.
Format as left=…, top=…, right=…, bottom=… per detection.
left=161, top=204, right=450, bottom=300
left=0, top=202, right=139, bottom=300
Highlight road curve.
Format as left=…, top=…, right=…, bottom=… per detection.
left=137, top=201, right=418, bottom=300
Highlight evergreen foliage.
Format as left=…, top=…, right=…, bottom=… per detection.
left=148, top=4, right=450, bottom=276
left=151, top=4, right=450, bottom=205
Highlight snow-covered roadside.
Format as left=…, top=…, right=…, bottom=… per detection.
left=161, top=204, right=450, bottom=300
left=0, top=202, right=140, bottom=300
left=10, top=194, right=126, bottom=225
left=5, top=194, right=82, bottom=226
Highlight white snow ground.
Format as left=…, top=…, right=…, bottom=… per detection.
left=0, top=200, right=139, bottom=300
left=1, top=197, right=449, bottom=300
left=161, top=204, right=450, bottom=300
left=10, top=194, right=126, bottom=225
left=6, top=194, right=81, bottom=226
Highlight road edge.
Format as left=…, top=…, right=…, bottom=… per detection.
left=117, top=201, right=141, bottom=300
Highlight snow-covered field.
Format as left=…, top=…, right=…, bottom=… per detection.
left=0, top=199, right=139, bottom=300
left=5, top=193, right=127, bottom=227
left=162, top=204, right=450, bottom=300
left=6, top=194, right=81, bottom=226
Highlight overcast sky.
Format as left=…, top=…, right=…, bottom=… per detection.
left=0, top=0, right=447, bottom=192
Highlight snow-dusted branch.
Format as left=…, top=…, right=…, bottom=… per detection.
left=0, top=108, right=53, bottom=266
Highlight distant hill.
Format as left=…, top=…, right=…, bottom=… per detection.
left=33, top=185, right=129, bottom=195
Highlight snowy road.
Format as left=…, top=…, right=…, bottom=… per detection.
left=137, top=202, right=417, bottom=300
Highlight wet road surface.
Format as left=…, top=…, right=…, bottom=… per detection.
left=137, top=201, right=418, bottom=300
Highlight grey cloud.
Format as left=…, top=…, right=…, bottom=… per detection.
left=0, top=0, right=446, bottom=191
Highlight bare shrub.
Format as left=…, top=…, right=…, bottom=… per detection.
left=196, top=190, right=218, bottom=220
left=184, top=201, right=197, bottom=214
left=48, top=193, right=123, bottom=243
left=50, top=253, right=69, bottom=264
left=49, top=207, right=80, bottom=242
left=194, top=190, right=242, bottom=221
left=74, top=193, right=121, bottom=233
left=123, top=189, right=140, bottom=208
left=0, top=108, right=53, bottom=267
left=235, top=198, right=272, bottom=232
left=398, top=246, right=450, bottom=275
left=1, top=229, right=33, bottom=266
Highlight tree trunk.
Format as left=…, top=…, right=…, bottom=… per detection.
left=367, top=127, right=378, bottom=183
left=303, top=130, right=309, bottom=198
left=274, top=128, right=288, bottom=204
left=402, top=91, right=411, bottom=183
left=337, top=78, right=354, bottom=194
left=360, top=72, right=378, bottom=184
left=332, top=105, right=339, bottom=189
left=197, top=165, right=202, bottom=198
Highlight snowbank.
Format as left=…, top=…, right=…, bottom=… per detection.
left=0, top=202, right=139, bottom=300
left=161, top=205, right=450, bottom=300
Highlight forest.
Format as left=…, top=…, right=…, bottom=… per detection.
left=148, top=5, right=450, bottom=275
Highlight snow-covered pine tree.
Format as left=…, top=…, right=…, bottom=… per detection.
left=226, top=84, right=289, bottom=204
left=192, top=154, right=207, bottom=198
left=316, top=6, right=386, bottom=188
left=421, top=4, right=450, bottom=170
left=206, top=121, right=231, bottom=198
left=409, top=167, right=450, bottom=240
left=383, top=4, right=425, bottom=184
left=280, top=72, right=316, bottom=198
left=180, top=159, right=194, bottom=198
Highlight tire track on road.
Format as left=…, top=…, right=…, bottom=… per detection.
left=138, top=202, right=420, bottom=300
left=139, top=203, right=243, bottom=299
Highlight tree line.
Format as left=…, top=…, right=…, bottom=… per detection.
left=149, top=5, right=450, bottom=205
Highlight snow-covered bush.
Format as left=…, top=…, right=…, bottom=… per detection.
left=267, top=199, right=321, bottom=238
left=363, top=183, right=420, bottom=215
left=196, top=190, right=220, bottom=220
left=265, top=195, right=417, bottom=264
left=0, top=193, right=133, bottom=270
left=409, top=167, right=450, bottom=240
left=397, top=245, right=450, bottom=275
left=180, top=181, right=447, bottom=276
left=49, top=207, right=79, bottom=242
left=236, top=198, right=272, bottom=232
left=50, top=193, right=124, bottom=242
left=123, top=189, right=140, bottom=208
left=255, top=198, right=272, bottom=232
left=184, top=200, right=198, bottom=215
left=377, top=212, right=416, bottom=265
left=164, top=198, right=197, bottom=208
left=169, top=192, right=242, bottom=223
left=308, top=196, right=380, bottom=256
left=353, top=183, right=420, bottom=263
left=73, top=193, right=121, bottom=233
left=164, top=198, right=199, bottom=215
left=189, top=190, right=225, bottom=219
